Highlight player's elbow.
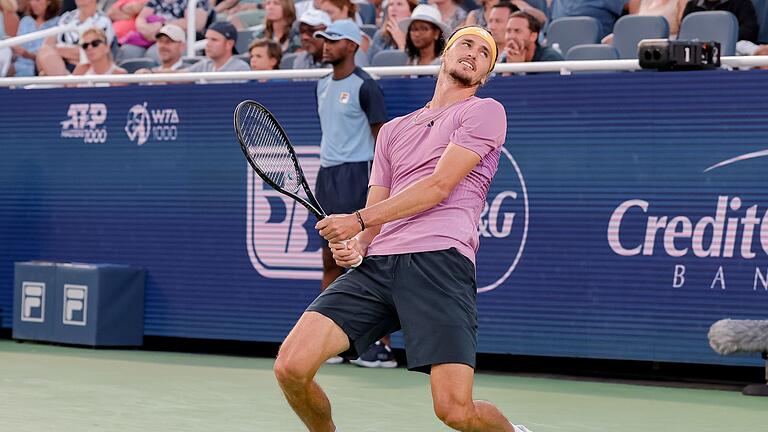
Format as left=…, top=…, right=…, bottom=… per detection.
left=429, top=176, right=454, bottom=203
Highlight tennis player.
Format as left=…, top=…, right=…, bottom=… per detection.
left=274, top=26, right=531, bottom=432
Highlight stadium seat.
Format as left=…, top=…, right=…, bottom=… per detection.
left=678, top=11, right=739, bottom=56
left=182, top=56, right=204, bottom=68
left=118, top=57, right=158, bottom=73
left=371, top=50, right=408, bottom=66
left=358, top=2, right=377, bottom=25
left=237, top=30, right=256, bottom=55
left=750, top=0, right=768, bottom=43
left=565, top=44, right=619, bottom=60
left=234, top=9, right=267, bottom=29
left=612, top=15, right=669, bottom=59
left=116, top=44, right=147, bottom=63
left=361, top=24, right=378, bottom=40
left=546, top=17, right=601, bottom=56
left=280, top=52, right=299, bottom=69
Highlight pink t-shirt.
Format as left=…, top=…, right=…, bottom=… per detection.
left=366, top=96, right=507, bottom=264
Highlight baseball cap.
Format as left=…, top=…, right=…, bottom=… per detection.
left=156, top=24, right=185, bottom=43
left=300, top=9, right=332, bottom=27
left=208, top=21, right=239, bottom=54
left=313, top=19, right=362, bottom=46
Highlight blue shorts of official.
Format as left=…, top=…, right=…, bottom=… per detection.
left=306, top=248, right=478, bottom=374
left=314, top=161, right=370, bottom=216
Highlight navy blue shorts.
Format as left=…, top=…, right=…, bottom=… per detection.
left=314, top=161, right=370, bottom=216
left=306, top=248, right=478, bottom=374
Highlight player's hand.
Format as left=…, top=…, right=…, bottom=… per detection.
left=330, top=239, right=364, bottom=268
left=316, top=213, right=361, bottom=243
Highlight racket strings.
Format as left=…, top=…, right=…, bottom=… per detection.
left=239, top=104, right=301, bottom=193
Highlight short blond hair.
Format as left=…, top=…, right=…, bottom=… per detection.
left=81, top=27, right=109, bottom=43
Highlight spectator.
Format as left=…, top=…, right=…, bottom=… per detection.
left=368, top=0, right=418, bottom=61
left=187, top=21, right=250, bottom=72
left=320, top=0, right=370, bottom=63
left=427, top=0, right=466, bottom=32
left=319, top=0, right=357, bottom=22
left=295, top=0, right=323, bottom=21
left=1, top=0, right=19, bottom=37
left=465, top=0, right=497, bottom=27
left=293, top=8, right=331, bottom=68
left=107, top=0, right=148, bottom=41
left=246, top=0, right=300, bottom=53
left=312, top=18, right=391, bottom=367
left=469, top=0, right=546, bottom=27
left=502, top=10, right=563, bottom=63
left=603, top=0, right=686, bottom=43
left=248, top=38, right=282, bottom=69
left=11, top=0, right=60, bottom=77
left=400, top=4, right=448, bottom=65
left=36, top=0, right=114, bottom=76
left=549, top=0, right=626, bottom=40
left=135, top=24, right=185, bottom=73
left=487, top=1, right=517, bottom=48
left=135, top=0, right=209, bottom=44
left=681, top=0, right=758, bottom=42
left=72, top=27, right=127, bottom=85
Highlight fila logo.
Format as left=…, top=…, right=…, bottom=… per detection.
left=63, top=284, right=88, bottom=326
left=20, top=282, right=45, bottom=323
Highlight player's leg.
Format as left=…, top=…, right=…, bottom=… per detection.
left=274, top=311, right=349, bottom=432
left=430, top=363, right=515, bottom=432
left=321, top=246, right=344, bottom=290
left=315, top=164, right=346, bottom=291
left=392, top=249, right=525, bottom=430
left=275, top=258, right=400, bottom=431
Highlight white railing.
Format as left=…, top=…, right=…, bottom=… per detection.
left=0, top=21, right=86, bottom=50
left=1, top=56, right=768, bottom=87
left=0, top=1, right=203, bottom=57
left=186, top=0, right=197, bottom=58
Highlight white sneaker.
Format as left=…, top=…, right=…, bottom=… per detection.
left=325, top=356, right=345, bottom=364
left=514, top=425, right=533, bottom=432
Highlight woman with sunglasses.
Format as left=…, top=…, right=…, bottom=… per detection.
left=72, top=27, right=126, bottom=85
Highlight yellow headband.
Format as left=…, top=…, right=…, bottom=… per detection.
left=444, top=27, right=498, bottom=74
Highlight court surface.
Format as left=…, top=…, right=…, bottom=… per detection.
left=1, top=339, right=765, bottom=432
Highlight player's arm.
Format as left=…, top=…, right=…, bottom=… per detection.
left=318, top=143, right=480, bottom=243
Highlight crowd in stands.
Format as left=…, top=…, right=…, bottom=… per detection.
left=0, top=0, right=767, bottom=78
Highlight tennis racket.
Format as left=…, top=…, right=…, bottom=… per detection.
left=233, top=100, right=362, bottom=268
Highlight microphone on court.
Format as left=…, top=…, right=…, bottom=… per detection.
left=708, top=319, right=768, bottom=355
left=708, top=319, right=768, bottom=397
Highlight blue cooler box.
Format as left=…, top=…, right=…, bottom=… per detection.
left=13, top=262, right=145, bottom=347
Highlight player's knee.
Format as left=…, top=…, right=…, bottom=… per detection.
left=273, top=352, right=311, bottom=387
left=434, top=400, right=474, bottom=430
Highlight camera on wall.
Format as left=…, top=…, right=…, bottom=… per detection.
left=638, top=39, right=721, bottom=71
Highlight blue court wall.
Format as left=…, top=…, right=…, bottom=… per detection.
left=1, top=70, right=767, bottom=366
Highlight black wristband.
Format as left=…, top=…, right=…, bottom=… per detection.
left=354, top=210, right=366, bottom=231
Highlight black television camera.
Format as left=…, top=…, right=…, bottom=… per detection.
left=638, top=39, right=721, bottom=71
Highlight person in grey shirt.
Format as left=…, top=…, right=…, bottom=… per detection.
left=187, top=21, right=250, bottom=73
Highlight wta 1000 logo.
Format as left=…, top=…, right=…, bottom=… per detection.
left=125, top=102, right=180, bottom=146
left=246, top=146, right=528, bottom=292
